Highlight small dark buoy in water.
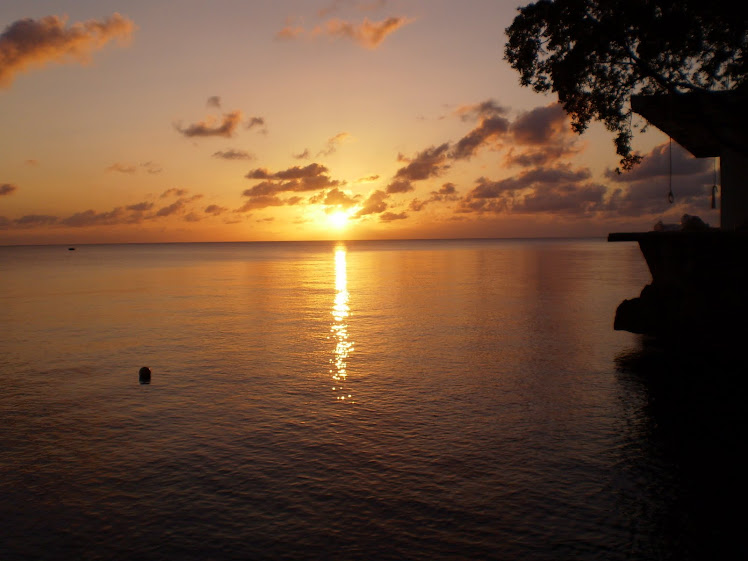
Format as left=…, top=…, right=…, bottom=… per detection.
left=68, top=247, right=75, bottom=251
left=139, top=366, right=151, bottom=384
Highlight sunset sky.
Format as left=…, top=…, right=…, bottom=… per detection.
left=0, top=0, right=720, bottom=244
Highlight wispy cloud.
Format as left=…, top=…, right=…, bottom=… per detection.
left=160, top=188, right=189, bottom=198
left=213, top=149, right=255, bottom=161
left=277, top=15, right=412, bottom=49
left=317, top=132, right=351, bottom=156
left=12, top=214, right=59, bottom=228
left=106, top=162, right=137, bottom=174
left=0, top=183, right=18, bottom=196
left=246, top=116, right=267, bottom=133
left=204, top=204, right=228, bottom=215
left=140, top=161, right=162, bottom=174
left=206, top=95, right=221, bottom=108
left=0, top=191, right=219, bottom=230
left=0, top=13, right=135, bottom=88
left=318, top=16, right=412, bottom=49
left=176, top=110, right=243, bottom=138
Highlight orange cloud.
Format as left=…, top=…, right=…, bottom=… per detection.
left=318, top=16, right=412, bottom=48
left=279, top=15, right=411, bottom=49
left=0, top=13, right=135, bottom=87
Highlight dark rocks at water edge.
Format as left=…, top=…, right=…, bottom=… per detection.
left=139, top=367, right=151, bottom=384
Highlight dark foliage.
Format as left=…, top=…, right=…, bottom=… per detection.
left=505, top=0, right=747, bottom=171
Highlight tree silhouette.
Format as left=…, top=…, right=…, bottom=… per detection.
left=504, top=0, right=747, bottom=171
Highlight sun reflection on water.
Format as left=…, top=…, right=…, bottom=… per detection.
left=330, top=245, right=354, bottom=401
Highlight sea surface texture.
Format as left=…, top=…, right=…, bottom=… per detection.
left=1, top=239, right=745, bottom=560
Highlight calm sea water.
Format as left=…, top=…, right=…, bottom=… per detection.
left=1, top=238, right=746, bottom=560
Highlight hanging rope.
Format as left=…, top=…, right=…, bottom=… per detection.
left=667, top=136, right=674, bottom=203
left=711, top=158, right=718, bottom=209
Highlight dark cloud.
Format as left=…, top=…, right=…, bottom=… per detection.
left=455, top=99, right=509, bottom=122
left=155, top=195, right=202, bottom=218
left=246, top=116, right=267, bottom=133
left=0, top=13, right=135, bottom=88
left=126, top=201, right=153, bottom=212
left=598, top=142, right=714, bottom=218
left=513, top=183, right=607, bottom=215
left=511, top=103, right=568, bottom=145
left=605, top=142, right=710, bottom=182
left=503, top=103, right=579, bottom=167
left=206, top=96, right=221, bottom=108
left=451, top=116, right=510, bottom=160
left=213, top=149, right=254, bottom=161
left=409, top=182, right=460, bottom=212
left=243, top=164, right=341, bottom=203
left=354, top=189, right=388, bottom=216
left=358, top=174, right=379, bottom=182
left=14, top=214, right=58, bottom=227
left=176, top=110, right=242, bottom=138
left=61, top=208, right=131, bottom=227
left=204, top=204, right=228, bottom=215
left=409, top=199, right=426, bottom=212
left=293, top=149, right=310, bottom=159
left=603, top=173, right=714, bottom=218
left=309, top=187, right=360, bottom=208
left=436, top=182, right=457, bottom=195
left=504, top=145, right=578, bottom=168
left=155, top=201, right=184, bottom=217
left=1, top=183, right=18, bottom=196
left=458, top=164, right=603, bottom=216
left=247, top=163, right=328, bottom=181
left=161, top=188, right=189, bottom=198
left=1, top=193, right=221, bottom=230
left=235, top=195, right=291, bottom=212
left=380, top=211, right=407, bottom=222
left=386, top=179, right=413, bottom=194
left=394, top=143, right=450, bottom=181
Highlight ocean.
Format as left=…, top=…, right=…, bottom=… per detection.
left=1, top=238, right=745, bottom=560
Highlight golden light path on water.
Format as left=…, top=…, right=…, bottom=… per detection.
left=330, top=245, right=354, bottom=401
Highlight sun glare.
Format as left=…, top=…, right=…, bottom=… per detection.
left=328, top=210, right=350, bottom=229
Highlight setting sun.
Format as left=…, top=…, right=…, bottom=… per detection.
left=328, top=210, right=351, bottom=229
